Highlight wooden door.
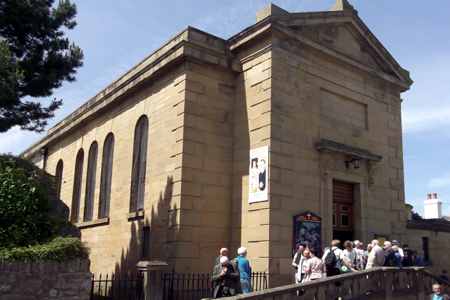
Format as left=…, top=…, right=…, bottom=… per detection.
left=332, top=181, right=354, bottom=235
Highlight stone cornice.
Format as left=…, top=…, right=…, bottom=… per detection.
left=315, top=139, right=382, bottom=162
left=20, top=27, right=239, bottom=159
left=315, top=139, right=382, bottom=188
left=273, top=10, right=413, bottom=87
left=228, top=10, right=412, bottom=91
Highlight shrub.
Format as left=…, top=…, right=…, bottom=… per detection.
left=0, top=158, right=68, bottom=247
left=0, top=236, right=90, bottom=261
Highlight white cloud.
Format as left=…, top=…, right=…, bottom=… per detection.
left=0, top=127, right=43, bottom=155
left=427, top=173, right=450, bottom=189
left=402, top=53, right=450, bottom=133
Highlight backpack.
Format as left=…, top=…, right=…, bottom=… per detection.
left=325, top=248, right=337, bottom=268
left=294, top=253, right=301, bottom=273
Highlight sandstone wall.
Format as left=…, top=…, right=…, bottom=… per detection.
left=407, top=227, right=450, bottom=276
left=0, top=259, right=91, bottom=300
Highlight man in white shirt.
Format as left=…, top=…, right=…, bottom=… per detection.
left=292, top=243, right=306, bottom=283
left=323, top=239, right=343, bottom=277
left=366, top=239, right=385, bottom=268
left=354, top=240, right=365, bottom=270
left=299, top=249, right=311, bottom=282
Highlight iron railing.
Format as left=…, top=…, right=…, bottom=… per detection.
left=163, top=270, right=268, bottom=300
left=90, top=272, right=144, bottom=300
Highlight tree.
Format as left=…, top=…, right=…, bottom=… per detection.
left=0, top=0, right=84, bottom=133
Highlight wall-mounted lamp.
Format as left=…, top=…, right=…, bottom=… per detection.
left=345, top=156, right=361, bottom=169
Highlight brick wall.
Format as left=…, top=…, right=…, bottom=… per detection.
left=0, top=259, right=92, bottom=300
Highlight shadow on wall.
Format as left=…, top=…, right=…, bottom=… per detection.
left=46, top=185, right=81, bottom=238
left=114, top=175, right=176, bottom=276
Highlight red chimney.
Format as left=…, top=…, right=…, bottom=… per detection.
left=433, top=193, right=437, bottom=199
left=428, top=194, right=432, bottom=200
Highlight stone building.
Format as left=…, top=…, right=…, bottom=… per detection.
left=21, top=0, right=417, bottom=287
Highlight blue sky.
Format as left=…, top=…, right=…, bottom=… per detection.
left=2, top=0, right=450, bottom=216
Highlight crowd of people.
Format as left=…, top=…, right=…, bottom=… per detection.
left=292, top=239, right=425, bottom=283
left=210, top=239, right=435, bottom=298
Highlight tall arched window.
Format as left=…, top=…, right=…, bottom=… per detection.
left=71, top=149, right=84, bottom=223
left=130, top=116, right=148, bottom=212
left=55, top=159, right=63, bottom=200
left=99, top=133, right=114, bottom=218
left=84, top=141, right=98, bottom=222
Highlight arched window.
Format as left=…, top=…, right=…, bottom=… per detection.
left=55, top=159, right=63, bottom=200
left=84, top=141, right=98, bottom=222
left=71, top=149, right=84, bottom=223
left=99, top=133, right=114, bottom=218
left=130, top=116, right=148, bottom=212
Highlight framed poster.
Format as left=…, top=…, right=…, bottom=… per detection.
left=374, top=234, right=388, bottom=246
left=248, top=146, right=268, bottom=203
left=293, top=212, right=322, bottom=256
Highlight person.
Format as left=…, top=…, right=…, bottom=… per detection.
left=391, top=245, right=402, bottom=268
left=383, top=241, right=396, bottom=267
left=250, top=158, right=259, bottom=193
left=366, top=240, right=385, bottom=269
left=305, top=249, right=326, bottom=280
left=354, top=240, right=365, bottom=270
left=402, top=244, right=414, bottom=267
left=299, top=249, right=311, bottom=282
left=412, top=250, right=424, bottom=267
left=234, top=247, right=253, bottom=294
left=323, top=240, right=342, bottom=277
left=215, top=248, right=229, bottom=265
left=428, top=284, right=450, bottom=300
left=391, top=240, right=404, bottom=261
left=340, top=240, right=357, bottom=272
left=439, top=270, right=449, bottom=282
left=364, top=244, right=372, bottom=269
left=211, top=256, right=240, bottom=298
left=292, top=243, right=306, bottom=283
left=258, top=159, right=266, bottom=191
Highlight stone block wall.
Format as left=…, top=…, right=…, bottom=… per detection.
left=407, top=227, right=450, bottom=276
left=0, top=259, right=92, bottom=300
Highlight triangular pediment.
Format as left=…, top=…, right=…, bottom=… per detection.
left=271, top=11, right=413, bottom=88
left=299, top=23, right=391, bottom=75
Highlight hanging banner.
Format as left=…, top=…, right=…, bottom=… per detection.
left=293, top=212, right=322, bottom=256
left=248, top=146, right=268, bottom=203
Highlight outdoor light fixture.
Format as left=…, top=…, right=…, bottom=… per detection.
left=345, top=156, right=361, bottom=169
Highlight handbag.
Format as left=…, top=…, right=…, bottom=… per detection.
left=339, top=259, right=352, bottom=274
left=301, top=273, right=311, bottom=283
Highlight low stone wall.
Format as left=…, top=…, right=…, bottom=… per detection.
left=0, top=259, right=92, bottom=300
left=203, top=267, right=450, bottom=300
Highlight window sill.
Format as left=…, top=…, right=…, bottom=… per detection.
left=127, top=210, right=144, bottom=220
left=76, top=217, right=110, bottom=229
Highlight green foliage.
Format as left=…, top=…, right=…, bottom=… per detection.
left=0, top=41, right=23, bottom=109
left=0, top=158, right=67, bottom=247
left=0, top=236, right=90, bottom=261
left=0, top=0, right=84, bottom=133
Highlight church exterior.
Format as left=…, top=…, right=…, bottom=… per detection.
left=21, top=1, right=420, bottom=286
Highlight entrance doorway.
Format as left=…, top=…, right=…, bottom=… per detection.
left=332, top=180, right=355, bottom=245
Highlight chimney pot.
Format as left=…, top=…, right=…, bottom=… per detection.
left=428, top=194, right=432, bottom=200
left=433, top=193, right=437, bottom=199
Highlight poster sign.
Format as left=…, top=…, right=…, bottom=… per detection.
left=248, top=146, right=268, bottom=203
left=293, top=212, right=322, bottom=256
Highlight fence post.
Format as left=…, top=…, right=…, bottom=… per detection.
left=137, top=261, right=168, bottom=300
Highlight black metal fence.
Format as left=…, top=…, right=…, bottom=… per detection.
left=163, top=270, right=268, bottom=300
left=90, top=272, right=144, bottom=300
